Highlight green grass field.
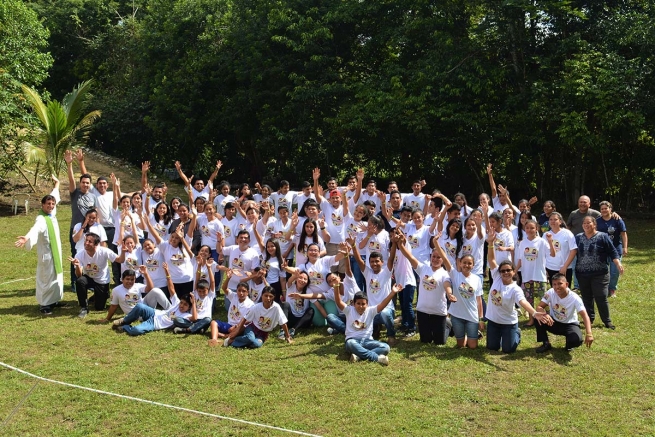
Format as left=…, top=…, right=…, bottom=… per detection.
left=1, top=208, right=654, bottom=436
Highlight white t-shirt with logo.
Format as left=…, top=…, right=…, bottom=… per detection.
left=545, top=229, right=577, bottom=271
left=540, top=288, right=585, bottom=325
left=517, top=236, right=549, bottom=282
left=75, top=247, right=118, bottom=284
left=363, top=266, right=393, bottom=311
left=414, top=262, right=450, bottom=316
left=486, top=267, right=526, bottom=325
left=225, top=290, right=254, bottom=326
left=245, top=302, right=288, bottom=332
left=111, top=283, right=146, bottom=315
left=344, top=305, right=378, bottom=340
left=447, top=268, right=482, bottom=323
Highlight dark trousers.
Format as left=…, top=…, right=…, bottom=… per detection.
left=69, top=229, right=77, bottom=291
left=105, top=227, right=121, bottom=284
left=416, top=311, right=448, bottom=345
left=536, top=320, right=583, bottom=349
left=546, top=268, right=573, bottom=287
left=577, top=272, right=611, bottom=324
left=76, top=275, right=110, bottom=310
left=280, top=302, right=314, bottom=330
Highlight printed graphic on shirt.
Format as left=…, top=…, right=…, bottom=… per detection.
left=84, top=263, right=100, bottom=277
left=369, top=278, right=381, bottom=294
left=408, top=235, right=419, bottom=249
left=352, top=319, right=366, bottom=330
left=445, top=242, right=457, bottom=258
left=195, top=299, right=205, bottom=311
left=123, top=293, right=139, bottom=307
left=490, top=289, right=502, bottom=306
left=154, top=223, right=167, bottom=237
left=422, top=276, right=437, bottom=291
left=258, top=316, right=273, bottom=330
left=231, top=257, right=244, bottom=270
left=460, top=244, right=472, bottom=256
left=145, top=257, right=159, bottom=271
left=493, top=238, right=504, bottom=249
left=553, top=240, right=561, bottom=253
left=170, top=252, right=185, bottom=266
left=224, top=227, right=232, bottom=238
left=524, top=247, right=538, bottom=261
left=293, top=298, right=304, bottom=312
left=200, top=225, right=212, bottom=237
left=368, top=241, right=382, bottom=252
left=229, top=304, right=241, bottom=321
left=250, top=289, right=261, bottom=303
left=408, top=200, right=420, bottom=209
left=458, top=282, right=475, bottom=299
left=552, top=303, right=567, bottom=322
left=331, top=212, right=343, bottom=226
left=126, top=257, right=138, bottom=271
left=309, top=271, right=324, bottom=286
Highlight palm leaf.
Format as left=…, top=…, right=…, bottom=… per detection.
left=21, top=85, right=49, bottom=130
left=63, top=79, right=94, bottom=127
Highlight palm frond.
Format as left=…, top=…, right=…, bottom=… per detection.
left=21, top=85, right=49, bottom=130
left=63, top=80, right=94, bottom=127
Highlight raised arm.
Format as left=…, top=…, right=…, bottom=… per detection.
left=486, top=229, right=497, bottom=271
left=141, top=265, right=154, bottom=293
left=352, top=168, right=364, bottom=205
left=112, top=174, right=120, bottom=209
left=175, top=161, right=191, bottom=187
left=208, top=160, right=222, bottom=184
left=347, top=237, right=366, bottom=272
left=162, top=262, right=175, bottom=298
left=545, top=232, right=556, bottom=258
left=141, top=161, right=150, bottom=192
left=394, top=231, right=419, bottom=270
left=435, top=194, right=452, bottom=233
left=76, top=149, right=88, bottom=176
left=431, top=232, right=452, bottom=271
left=487, top=163, right=497, bottom=199
left=65, top=150, right=76, bottom=194
left=313, top=167, right=325, bottom=203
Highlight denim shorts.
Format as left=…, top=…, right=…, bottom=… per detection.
left=450, top=315, right=479, bottom=340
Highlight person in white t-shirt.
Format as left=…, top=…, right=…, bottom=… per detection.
left=100, top=267, right=172, bottom=323
left=208, top=273, right=254, bottom=345
left=543, top=212, right=577, bottom=286
left=313, top=167, right=348, bottom=274
left=271, top=180, right=296, bottom=218
left=334, top=281, right=402, bottom=366
left=487, top=163, right=520, bottom=217
left=72, top=209, right=108, bottom=253
left=71, top=233, right=118, bottom=318
left=213, top=181, right=236, bottom=217
left=484, top=229, right=546, bottom=353
left=175, top=160, right=221, bottom=201
left=515, top=220, right=554, bottom=327
left=402, top=180, right=427, bottom=212
left=112, top=263, right=196, bottom=336
left=172, top=273, right=215, bottom=334
left=533, top=273, right=594, bottom=353
left=224, top=286, right=293, bottom=348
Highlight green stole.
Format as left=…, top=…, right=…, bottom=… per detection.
left=40, top=211, right=62, bottom=274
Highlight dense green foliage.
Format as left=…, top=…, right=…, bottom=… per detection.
left=0, top=0, right=52, bottom=179
left=11, top=0, right=655, bottom=209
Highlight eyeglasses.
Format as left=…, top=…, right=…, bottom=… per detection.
left=499, top=269, right=513, bottom=274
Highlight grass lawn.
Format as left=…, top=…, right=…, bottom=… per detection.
left=1, top=207, right=654, bottom=436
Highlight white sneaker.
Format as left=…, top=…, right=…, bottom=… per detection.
left=223, top=338, right=230, bottom=347
left=349, top=353, right=360, bottom=363
left=78, top=308, right=88, bottom=319
left=378, top=355, right=389, bottom=366
left=327, top=327, right=336, bottom=335
left=277, top=329, right=285, bottom=340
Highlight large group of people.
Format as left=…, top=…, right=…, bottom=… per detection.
left=15, top=151, right=628, bottom=365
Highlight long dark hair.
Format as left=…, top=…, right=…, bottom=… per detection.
left=154, top=201, right=172, bottom=225
left=298, top=218, right=319, bottom=253
left=446, top=218, right=464, bottom=256
left=264, top=238, right=283, bottom=267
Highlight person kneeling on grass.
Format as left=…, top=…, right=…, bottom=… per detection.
left=223, top=286, right=293, bottom=348
left=113, top=263, right=197, bottom=335
left=207, top=271, right=254, bottom=346
left=534, top=273, right=594, bottom=353
left=335, top=282, right=402, bottom=366
left=173, top=256, right=216, bottom=335
left=100, top=267, right=172, bottom=323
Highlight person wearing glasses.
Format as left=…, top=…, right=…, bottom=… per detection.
left=485, top=229, right=548, bottom=353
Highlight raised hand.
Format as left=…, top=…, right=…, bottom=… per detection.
left=142, top=161, right=150, bottom=172
left=64, top=150, right=74, bottom=164
left=312, top=167, right=321, bottom=181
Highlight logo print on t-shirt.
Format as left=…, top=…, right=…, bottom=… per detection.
left=201, top=225, right=211, bottom=237
left=170, top=253, right=185, bottom=266
left=309, top=271, right=324, bottom=286
left=524, top=247, right=538, bottom=262
left=552, top=303, right=567, bottom=322
left=123, top=293, right=139, bottom=307
left=352, top=319, right=366, bottom=330
left=224, top=227, right=232, bottom=238
left=369, top=279, right=381, bottom=294
left=293, top=297, right=304, bottom=312
left=258, top=316, right=273, bottom=331
left=250, top=289, right=261, bottom=302
left=145, top=257, right=159, bottom=271
left=458, top=283, right=474, bottom=299
left=422, top=276, right=437, bottom=291
left=231, top=258, right=244, bottom=269
left=490, top=289, right=502, bottom=306
left=445, top=242, right=457, bottom=258
left=331, top=212, right=343, bottom=226
left=229, top=304, right=241, bottom=321
left=368, top=241, right=381, bottom=252
left=493, top=238, right=504, bottom=249
left=553, top=240, right=561, bottom=253
left=84, top=263, right=100, bottom=277
left=408, top=235, right=419, bottom=249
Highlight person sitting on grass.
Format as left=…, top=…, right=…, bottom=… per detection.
left=172, top=255, right=216, bottom=335
left=276, top=270, right=315, bottom=339
left=112, top=263, right=197, bottom=336
left=534, top=273, right=594, bottom=353
left=100, top=267, right=172, bottom=323
left=208, top=271, right=254, bottom=346
left=335, top=282, right=402, bottom=366
left=223, top=286, right=292, bottom=348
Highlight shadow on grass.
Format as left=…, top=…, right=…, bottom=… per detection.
left=498, top=345, right=575, bottom=365
left=0, top=299, right=84, bottom=319
left=0, top=289, right=36, bottom=298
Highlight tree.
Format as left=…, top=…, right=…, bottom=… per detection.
left=21, top=80, right=101, bottom=178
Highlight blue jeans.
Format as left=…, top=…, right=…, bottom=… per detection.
left=571, top=257, right=579, bottom=289
left=230, top=325, right=264, bottom=348
left=350, top=255, right=365, bottom=292
left=173, top=316, right=211, bottom=333
left=608, top=255, right=621, bottom=292
left=486, top=320, right=521, bottom=353
left=326, top=313, right=346, bottom=334
left=400, top=284, right=416, bottom=331
left=345, top=337, right=390, bottom=362
left=374, top=307, right=396, bottom=338
left=451, top=315, right=479, bottom=340
left=122, top=303, right=156, bottom=336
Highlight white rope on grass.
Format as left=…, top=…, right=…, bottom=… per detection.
left=0, top=361, right=323, bottom=437
left=0, top=277, right=35, bottom=288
